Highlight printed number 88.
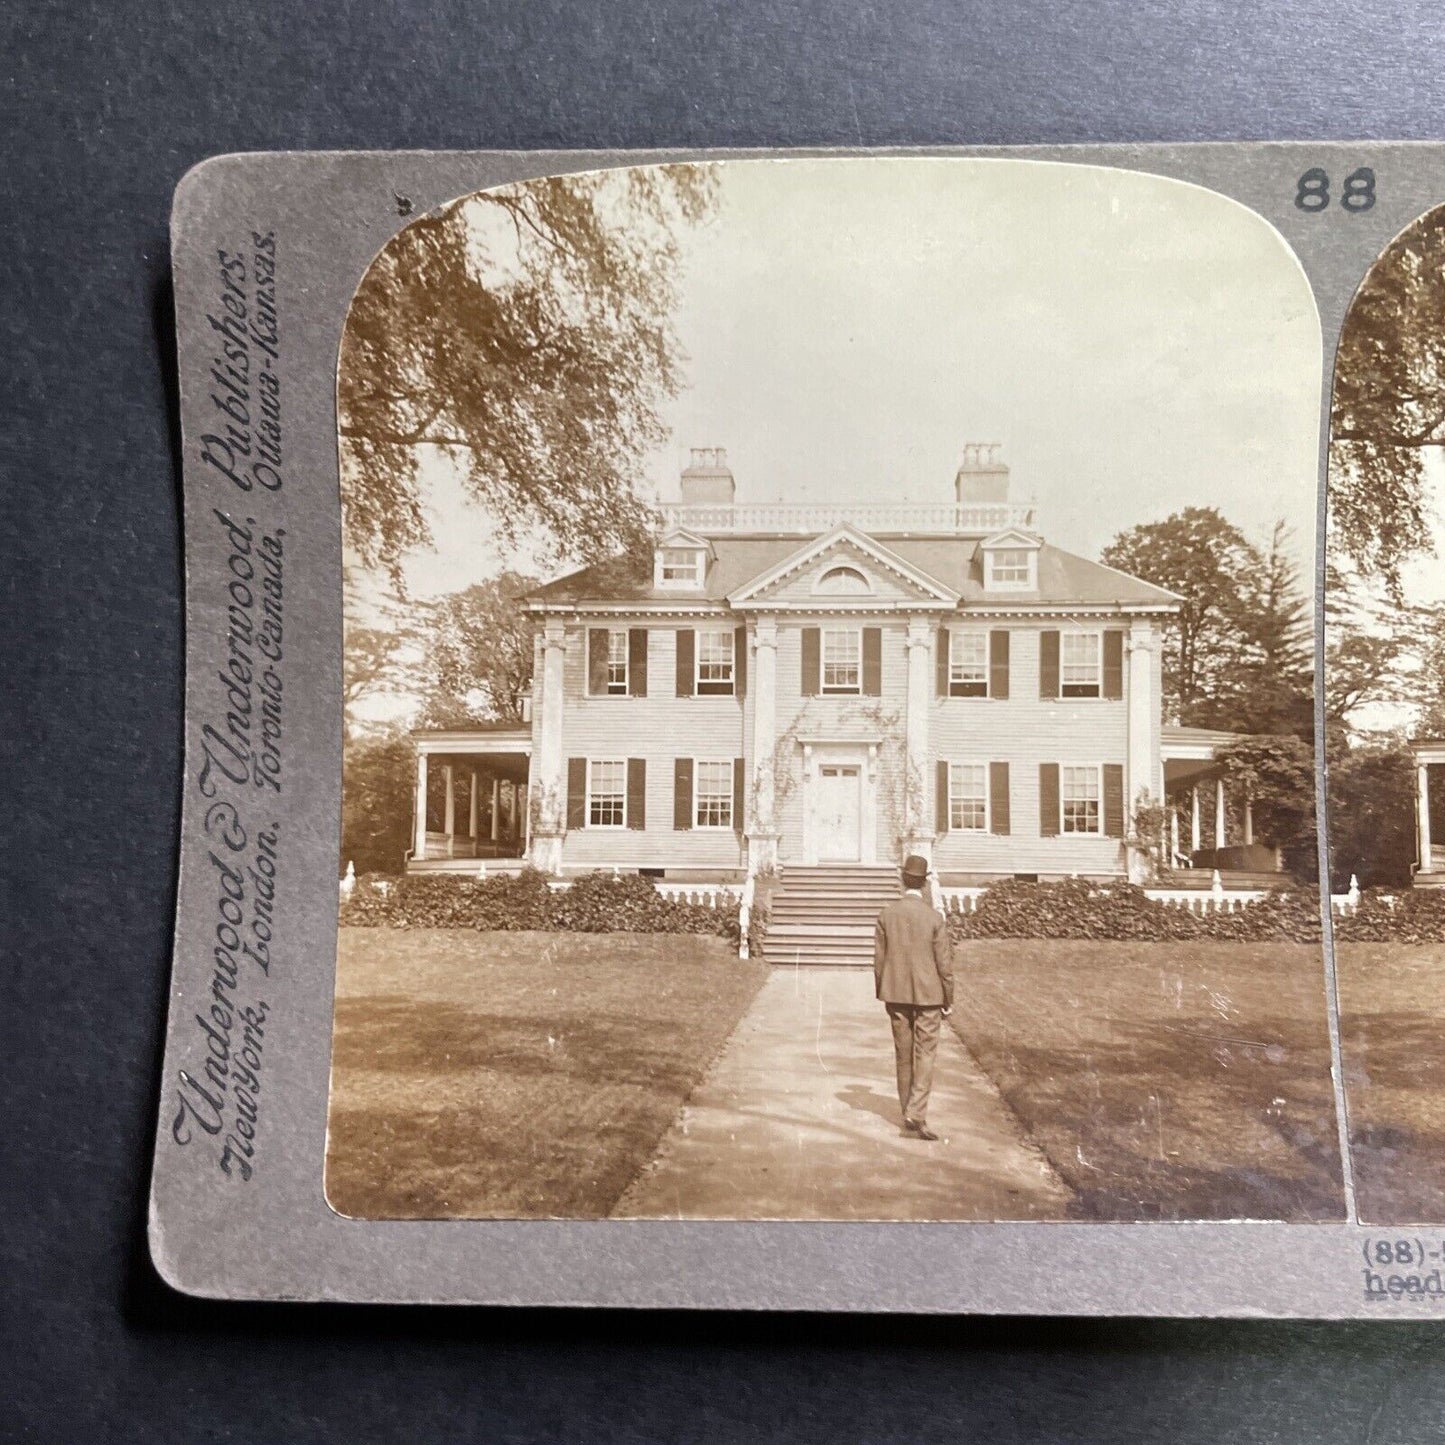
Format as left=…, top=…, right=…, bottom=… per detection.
left=1296, top=167, right=1376, bottom=213
left=1373, top=1239, right=1419, bottom=1265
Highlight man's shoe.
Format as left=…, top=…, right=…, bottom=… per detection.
left=900, top=1118, right=921, bottom=1135
left=913, top=1123, right=940, bottom=1142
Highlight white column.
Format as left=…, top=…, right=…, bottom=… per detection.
left=904, top=615, right=934, bottom=861
left=468, top=769, right=479, bottom=839
left=412, top=749, right=429, bottom=860
left=1244, top=797, right=1254, bottom=846
left=490, top=777, right=501, bottom=842
left=1170, top=798, right=1180, bottom=863
left=1190, top=786, right=1201, bottom=853
left=443, top=765, right=456, bottom=857
left=1215, top=776, right=1227, bottom=850
left=748, top=615, right=779, bottom=872
left=1419, top=763, right=1433, bottom=870
left=1126, top=629, right=1155, bottom=814
left=531, top=618, right=567, bottom=872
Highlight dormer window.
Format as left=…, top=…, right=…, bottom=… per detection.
left=660, top=548, right=704, bottom=586
left=653, top=530, right=710, bottom=591
left=989, top=549, right=1031, bottom=585
left=980, top=529, right=1041, bottom=592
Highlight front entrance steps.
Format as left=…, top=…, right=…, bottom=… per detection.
left=761, top=864, right=901, bottom=966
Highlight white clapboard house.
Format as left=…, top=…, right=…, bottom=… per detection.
left=404, top=448, right=1285, bottom=956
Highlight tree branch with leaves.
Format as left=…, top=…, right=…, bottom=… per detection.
left=338, top=165, right=718, bottom=580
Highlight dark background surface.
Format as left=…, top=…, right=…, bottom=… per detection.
left=6, top=2, right=1445, bottom=1439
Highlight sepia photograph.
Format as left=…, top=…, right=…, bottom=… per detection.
left=324, top=158, right=1342, bottom=1223
left=1327, top=202, right=1445, bottom=1223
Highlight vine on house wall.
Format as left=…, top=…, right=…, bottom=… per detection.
left=749, top=697, right=918, bottom=864
left=1130, top=790, right=1168, bottom=878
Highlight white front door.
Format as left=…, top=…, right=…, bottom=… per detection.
left=815, top=764, right=862, bottom=861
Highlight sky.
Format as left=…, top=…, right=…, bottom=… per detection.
left=396, top=156, right=1323, bottom=602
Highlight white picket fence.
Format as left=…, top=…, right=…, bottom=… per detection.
left=654, top=882, right=745, bottom=908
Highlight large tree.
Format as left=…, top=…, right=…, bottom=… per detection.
left=341, top=729, right=417, bottom=875
left=1101, top=508, right=1281, bottom=729
left=1225, top=520, right=1315, bottom=738
left=418, top=572, right=538, bottom=727
left=1326, top=740, right=1417, bottom=888
left=1213, top=735, right=1317, bottom=879
left=338, top=166, right=717, bottom=578
left=1330, top=202, right=1445, bottom=597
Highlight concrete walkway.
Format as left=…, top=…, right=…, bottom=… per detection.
left=615, top=966, right=1072, bottom=1221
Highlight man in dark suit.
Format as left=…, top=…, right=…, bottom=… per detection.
left=873, top=854, right=955, bottom=1141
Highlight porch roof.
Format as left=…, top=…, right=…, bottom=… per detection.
left=410, top=726, right=531, bottom=757
left=1161, top=725, right=1250, bottom=790
left=1412, top=738, right=1445, bottom=765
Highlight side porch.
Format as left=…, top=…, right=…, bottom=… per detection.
left=1158, top=725, right=1286, bottom=890
left=407, top=728, right=532, bottom=873
left=1411, top=739, right=1445, bottom=887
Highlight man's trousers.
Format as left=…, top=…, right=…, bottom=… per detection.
left=885, top=1002, right=943, bottom=1127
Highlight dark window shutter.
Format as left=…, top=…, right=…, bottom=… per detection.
left=989, top=761, right=1010, bottom=835
left=587, top=629, right=609, bottom=695
left=673, top=757, right=693, bottom=830
left=734, top=626, right=747, bottom=696
left=801, top=627, right=820, bottom=695
left=1039, top=763, right=1060, bottom=836
left=936, top=759, right=950, bottom=834
left=1103, top=763, right=1125, bottom=838
left=989, top=630, right=1010, bottom=700
left=1103, top=630, right=1124, bottom=700
left=626, top=758, right=646, bottom=829
left=1039, top=630, right=1060, bottom=700
left=732, top=757, right=746, bottom=832
left=675, top=628, right=694, bottom=697
left=567, top=757, right=587, bottom=829
left=628, top=629, right=649, bottom=697
left=862, top=627, right=883, bottom=696
left=937, top=627, right=951, bottom=696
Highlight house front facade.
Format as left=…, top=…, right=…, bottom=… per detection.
left=474, top=445, right=1196, bottom=887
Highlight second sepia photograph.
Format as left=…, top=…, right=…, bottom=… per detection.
left=324, top=157, right=1343, bottom=1223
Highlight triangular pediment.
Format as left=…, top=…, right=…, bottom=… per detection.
left=980, top=527, right=1042, bottom=550
left=657, top=527, right=713, bottom=552
left=727, top=524, right=960, bottom=609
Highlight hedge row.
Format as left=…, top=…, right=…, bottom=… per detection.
left=943, top=878, right=1326, bottom=943
left=1332, top=888, right=1445, bottom=945
left=341, top=871, right=1445, bottom=949
left=341, top=869, right=766, bottom=951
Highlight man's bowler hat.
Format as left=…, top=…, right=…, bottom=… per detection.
left=901, top=854, right=930, bottom=888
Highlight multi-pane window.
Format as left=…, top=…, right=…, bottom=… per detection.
left=1061, top=631, right=1102, bottom=698
left=697, top=628, right=735, bottom=695
left=986, top=547, right=1034, bottom=589
left=1061, top=765, right=1101, bottom=834
left=606, top=628, right=629, bottom=695
left=694, top=759, right=733, bottom=828
left=949, top=763, right=988, bottom=831
left=821, top=628, right=861, bottom=694
left=949, top=630, right=988, bottom=697
left=660, top=547, right=704, bottom=587
left=588, top=759, right=627, bottom=827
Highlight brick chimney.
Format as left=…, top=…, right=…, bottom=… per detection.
left=955, top=443, right=1009, bottom=504
left=680, top=447, right=735, bottom=506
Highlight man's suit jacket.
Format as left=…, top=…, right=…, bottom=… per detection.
left=873, top=891, right=954, bottom=1008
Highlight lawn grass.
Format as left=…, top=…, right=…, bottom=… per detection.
left=325, top=928, right=767, bottom=1219
left=950, top=940, right=1345, bottom=1221
left=1337, top=943, right=1445, bottom=1223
